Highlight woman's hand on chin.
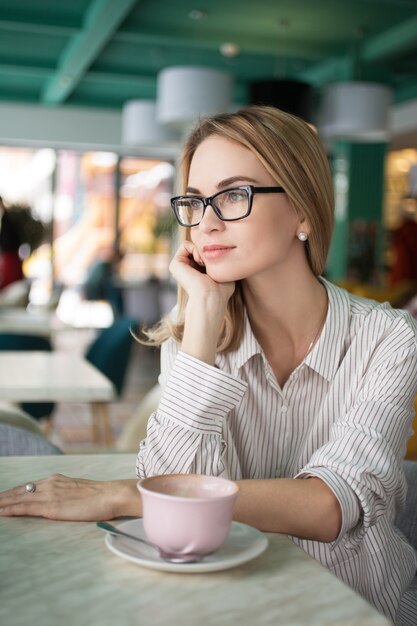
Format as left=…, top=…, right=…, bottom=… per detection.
left=171, top=241, right=235, bottom=365
left=0, top=475, right=140, bottom=521
left=169, top=241, right=235, bottom=308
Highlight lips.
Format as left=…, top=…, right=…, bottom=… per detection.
left=202, top=244, right=235, bottom=260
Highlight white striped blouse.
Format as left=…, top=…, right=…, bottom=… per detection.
left=136, top=279, right=417, bottom=624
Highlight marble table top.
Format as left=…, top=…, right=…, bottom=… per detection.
left=0, top=351, right=115, bottom=402
left=0, top=308, right=61, bottom=337
left=0, top=454, right=391, bottom=626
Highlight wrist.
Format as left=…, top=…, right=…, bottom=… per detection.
left=112, top=479, right=142, bottom=517
left=185, top=295, right=226, bottom=333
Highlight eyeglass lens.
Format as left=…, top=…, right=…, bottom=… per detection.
left=175, top=188, right=250, bottom=225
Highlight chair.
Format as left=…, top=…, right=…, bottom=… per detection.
left=0, top=280, right=30, bottom=308
left=396, top=461, right=417, bottom=552
left=405, top=396, right=417, bottom=460
left=85, top=317, right=138, bottom=444
left=0, top=401, right=44, bottom=436
left=0, top=423, right=62, bottom=456
left=116, top=383, right=161, bottom=452
left=0, top=333, right=54, bottom=420
left=85, top=317, right=138, bottom=396
left=395, top=461, right=417, bottom=624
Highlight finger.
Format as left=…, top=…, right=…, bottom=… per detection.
left=0, top=474, right=77, bottom=504
left=176, top=241, right=204, bottom=266
left=0, top=481, right=57, bottom=517
left=0, top=499, right=51, bottom=518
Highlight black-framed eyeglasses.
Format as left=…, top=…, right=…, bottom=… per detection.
left=170, top=185, right=285, bottom=227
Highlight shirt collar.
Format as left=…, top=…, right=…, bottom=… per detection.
left=227, top=278, right=350, bottom=382
left=230, top=307, right=263, bottom=372
left=305, top=278, right=350, bottom=381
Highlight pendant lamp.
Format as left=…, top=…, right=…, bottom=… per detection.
left=121, top=99, right=179, bottom=146
left=156, top=66, right=233, bottom=130
left=319, top=82, right=392, bottom=142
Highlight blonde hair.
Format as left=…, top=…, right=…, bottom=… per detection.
left=142, top=105, right=334, bottom=351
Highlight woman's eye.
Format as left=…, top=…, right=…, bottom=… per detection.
left=227, top=191, right=245, bottom=203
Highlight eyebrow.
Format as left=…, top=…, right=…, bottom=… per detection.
left=186, top=176, right=260, bottom=195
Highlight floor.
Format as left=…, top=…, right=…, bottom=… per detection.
left=48, top=327, right=160, bottom=454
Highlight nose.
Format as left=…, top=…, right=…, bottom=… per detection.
left=198, top=202, right=225, bottom=233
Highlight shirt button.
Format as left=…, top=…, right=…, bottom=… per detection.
left=281, top=405, right=288, bottom=413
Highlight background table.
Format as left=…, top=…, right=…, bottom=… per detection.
left=0, top=454, right=391, bottom=626
left=0, top=352, right=115, bottom=444
left=0, top=308, right=63, bottom=337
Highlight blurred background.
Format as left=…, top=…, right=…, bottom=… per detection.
left=0, top=0, right=417, bottom=454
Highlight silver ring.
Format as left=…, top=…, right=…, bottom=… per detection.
left=25, top=482, right=36, bottom=493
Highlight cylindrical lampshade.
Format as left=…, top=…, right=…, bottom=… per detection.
left=249, top=79, right=314, bottom=122
left=319, top=82, right=392, bottom=142
left=157, top=66, right=233, bottom=129
left=122, top=99, right=179, bottom=145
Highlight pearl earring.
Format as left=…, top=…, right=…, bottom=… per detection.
left=298, top=232, right=308, bottom=242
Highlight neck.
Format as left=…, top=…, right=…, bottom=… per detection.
left=241, top=266, right=328, bottom=374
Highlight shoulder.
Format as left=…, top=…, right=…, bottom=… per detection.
left=352, top=293, right=416, bottom=342
left=328, top=280, right=417, bottom=347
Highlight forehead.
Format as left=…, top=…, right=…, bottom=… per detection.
left=187, top=135, right=269, bottom=188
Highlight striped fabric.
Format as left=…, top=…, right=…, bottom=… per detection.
left=137, top=279, right=417, bottom=624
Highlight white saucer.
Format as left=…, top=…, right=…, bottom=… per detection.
left=104, top=519, right=268, bottom=573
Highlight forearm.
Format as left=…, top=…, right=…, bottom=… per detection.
left=112, top=479, right=142, bottom=518
left=168, top=240, right=235, bottom=366
left=234, top=477, right=342, bottom=543
left=181, top=295, right=228, bottom=365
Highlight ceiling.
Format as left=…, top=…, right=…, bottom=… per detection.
left=1, top=0, right=417, bottom=123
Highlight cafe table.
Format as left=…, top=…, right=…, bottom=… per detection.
left=0, top=307, right=63, bottom=337
left=0, top=454, right=391, bottom=626
left=0, top=351, right=115, bottom=445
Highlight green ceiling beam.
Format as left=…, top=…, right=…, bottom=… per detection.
left=362, top=14, right=417, bottom=62
left=41, top=0, right=138, bottom=104
left=0, top=19, right=77, bottom=36
left=0, top=63, right=51, bottom=79
left=115, top=28, right=328, bottom=60
left=85, top=71, right=155, bottom=90
left=298, top=56, right=352, bottom=84
left=83, top=70, right=248, bottom=103
left=301, top=15, right=417, bottom=86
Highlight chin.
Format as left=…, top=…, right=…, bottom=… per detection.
left=205, top=266, right=245, bottom=283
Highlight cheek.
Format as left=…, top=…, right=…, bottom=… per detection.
left=189, top=228, right=199, bottom=245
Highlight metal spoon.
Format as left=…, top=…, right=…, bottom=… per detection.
left=96, top=521, right=202, bottom=563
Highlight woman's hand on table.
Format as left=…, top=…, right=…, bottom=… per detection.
left=0, top=475, right=140, bottom=521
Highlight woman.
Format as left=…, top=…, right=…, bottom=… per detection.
left=0, top=106, right=416, bottom=624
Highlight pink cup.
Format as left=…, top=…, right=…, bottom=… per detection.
left=137, top=474, right=239, bottom=560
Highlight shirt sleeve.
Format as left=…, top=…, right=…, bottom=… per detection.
left=136, top=340, right=248, bottom=478
left=296, top=313, right=417, bottom=550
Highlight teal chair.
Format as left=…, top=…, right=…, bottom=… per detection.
left=85, top=317, right=138, bottom=397
left=0, top=333, right=55, bottom=421
left=396, top=461, right=417, bottom=552
left=395, top=461, right=417, bottom=623
left=0, top=422, right=62, bottom=456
